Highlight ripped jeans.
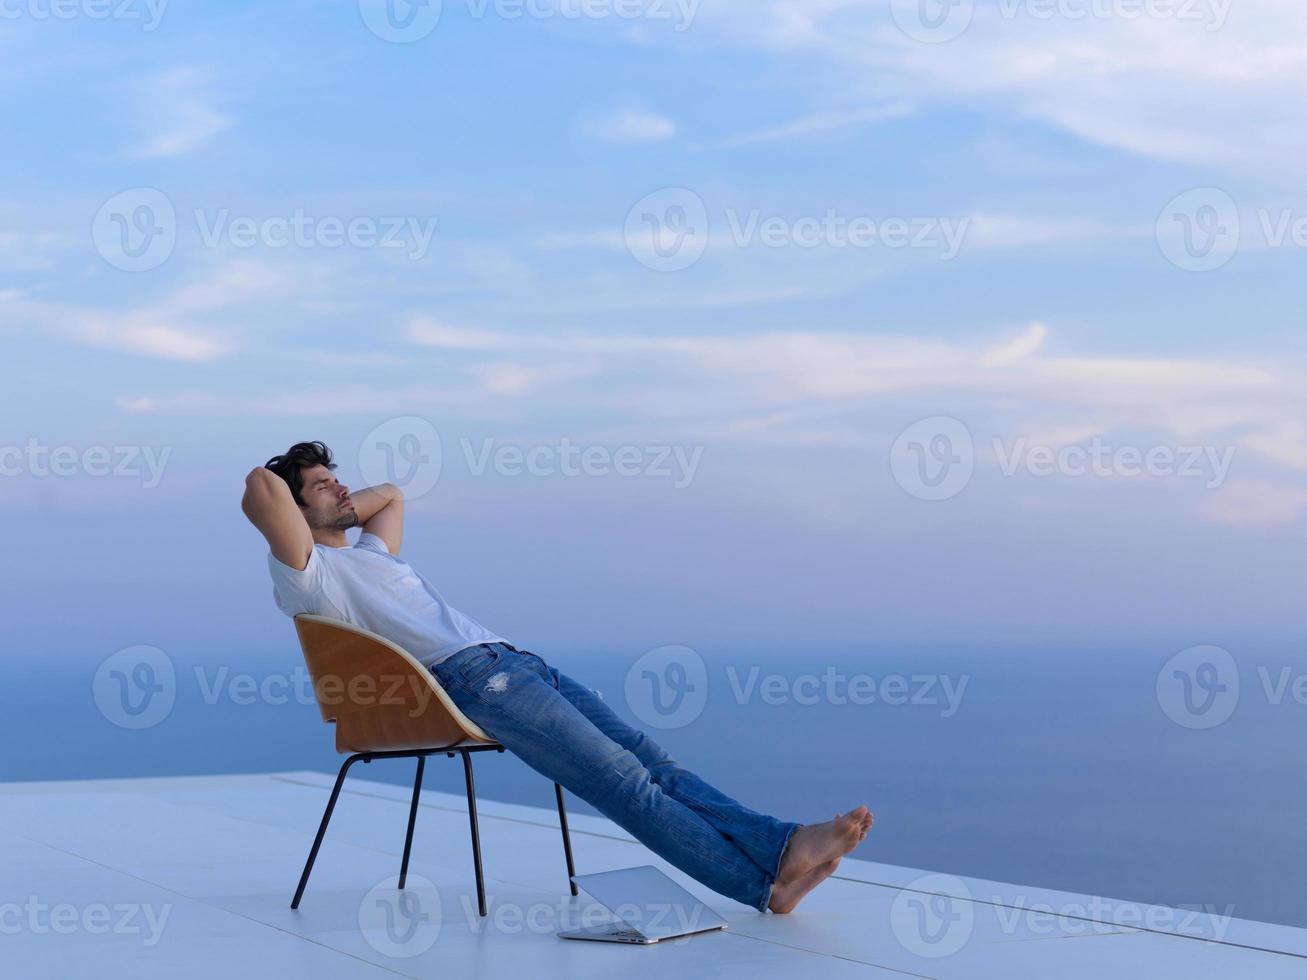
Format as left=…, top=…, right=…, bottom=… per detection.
left=431, top=642, right=798, bottom=912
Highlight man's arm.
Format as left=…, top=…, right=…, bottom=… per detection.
left=241, top=468, right=314, bottom=570
left=350, top=483, right=404, bottom=555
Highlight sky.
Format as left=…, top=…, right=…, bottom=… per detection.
left=3, top=0, right=1306, bottom=661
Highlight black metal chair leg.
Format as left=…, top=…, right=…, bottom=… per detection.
left=554, top=783, right=578, bottom=896
left=398, top=756, right=426, bottom=889
left=461, top=750, right=487, bottom=916
left=291, top=753, right=366, bottom=909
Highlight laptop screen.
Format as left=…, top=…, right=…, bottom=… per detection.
left=573, top=866, right=728, bottom=941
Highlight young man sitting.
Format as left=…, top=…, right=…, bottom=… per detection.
left=242, top=441, right=872, bottom=914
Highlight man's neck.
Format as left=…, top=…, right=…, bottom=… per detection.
left=312, top=528, right=350, bottom=549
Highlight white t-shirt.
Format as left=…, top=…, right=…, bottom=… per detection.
left=267, top=532, right=505, bottom=668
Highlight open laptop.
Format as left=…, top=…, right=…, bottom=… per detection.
left=557, top=866, right=728, bottom=945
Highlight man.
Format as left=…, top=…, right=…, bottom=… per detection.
left=242, top=441, right=872, bottom=914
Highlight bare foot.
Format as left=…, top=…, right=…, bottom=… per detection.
left=777, top=806, right=872, bottom=883
left=768, top=858, right=839, bottom=914
left=839, top=809, right=875, bottom=843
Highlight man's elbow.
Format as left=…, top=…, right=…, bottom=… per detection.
left=245, top=466, right=273, bottom=489
left=241, top=468, right=277, bottom=517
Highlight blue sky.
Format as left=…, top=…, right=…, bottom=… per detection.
left=3, top=0, right=1305, bottom=658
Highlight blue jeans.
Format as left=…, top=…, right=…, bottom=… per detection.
left=431, top=642, right=798, bottom=912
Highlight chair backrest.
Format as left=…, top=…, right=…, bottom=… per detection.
left=293, top=614, right=495, bottom=754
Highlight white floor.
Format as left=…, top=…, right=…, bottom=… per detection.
left=1, top=770, right=1303, bottom=978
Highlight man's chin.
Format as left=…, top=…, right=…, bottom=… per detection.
left=338, top=511, right=360, bottom=530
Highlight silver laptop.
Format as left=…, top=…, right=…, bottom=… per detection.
left=557, top=866, right=728, bottom=945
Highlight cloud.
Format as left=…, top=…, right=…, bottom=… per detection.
left=1198, top=479, right=1307, bottom=527
left=2, top=261, right=283, bottom=362
left=1240, top=422, right=1307, bottom=471
left=119, top=318, right=1307, bottom=525
left=581, top=109, right=677, bottom=144
left=980, top=322, right=1047, bottom=367
left=682, top=0, right=1307, bottom=176
left=134, top=67, right=233, bottom=159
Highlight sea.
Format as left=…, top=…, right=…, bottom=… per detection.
left=6, top=640, right=1304, bottom=929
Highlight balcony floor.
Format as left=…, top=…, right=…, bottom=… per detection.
left=2, top=770, right=1303, bottom=978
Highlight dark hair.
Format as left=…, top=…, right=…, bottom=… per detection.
left=265, top=441, right=335, bottom=507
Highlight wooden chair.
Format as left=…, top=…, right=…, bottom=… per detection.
left=288, top=614, right=577, bottom=915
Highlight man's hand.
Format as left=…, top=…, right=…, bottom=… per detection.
left=241, top=468, right=314, bottom=570
left=350, top=483, right=405, bottom=555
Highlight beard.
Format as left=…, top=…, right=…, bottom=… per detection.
left=309, top=507, right=359, bottom=532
